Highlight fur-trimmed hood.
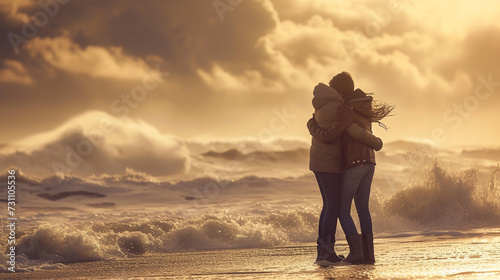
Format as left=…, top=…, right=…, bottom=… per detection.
left=312, top=83, right=343, bottom=109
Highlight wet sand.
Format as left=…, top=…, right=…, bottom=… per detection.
left=3, top=232, right=500, bottom=280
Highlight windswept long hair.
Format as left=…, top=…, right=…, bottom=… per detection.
left=370, top=99, right=395, bottom=123
left=354, top=94, right=395, bottom=130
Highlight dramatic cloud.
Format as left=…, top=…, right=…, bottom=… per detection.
left=24, top=36, right=156, bottom=80
left=0, top=59, right=33, bottom=84
left=1, top=0, right=500, bottom=148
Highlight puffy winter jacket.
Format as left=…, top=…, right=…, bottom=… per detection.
left=308, top=83, right=382, bottom=173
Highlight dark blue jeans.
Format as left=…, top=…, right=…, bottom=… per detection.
left=314, top=172, right=342, bottom=239
left=339, top=164, right=375, bottom=236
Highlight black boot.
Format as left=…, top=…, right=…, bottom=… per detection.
left=343, top=234, right=364, bottom=264
left=315, top=234, right=343, bottom=266
left=361, top=233, right=375, bottom=264
left=315, top=237, right=321, bottom=262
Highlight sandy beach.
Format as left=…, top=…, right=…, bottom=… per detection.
left=2, top=228, right=500, bottom=280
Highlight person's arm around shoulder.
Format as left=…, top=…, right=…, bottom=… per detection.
left=307, top=105, right=383, bottom=151
left=345, top=123, right=383, bottom=151
left=343, top=105, right=383, bottom=151
left=306, top=105, right=354, bottom=144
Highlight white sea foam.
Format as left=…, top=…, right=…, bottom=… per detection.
left=0, top=206, right=320, bottom=272
left=0, top=111, right=190, bottom=178
left=1, top=122, right=500, bottom=273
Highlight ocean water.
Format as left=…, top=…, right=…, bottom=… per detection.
left=1, top=113, right=500, bottom=277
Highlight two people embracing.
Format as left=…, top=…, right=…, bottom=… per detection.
left=308, top=72, right=393, bottom=266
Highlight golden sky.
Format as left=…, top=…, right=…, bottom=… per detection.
left=1, top=0, right=500, bottom=147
